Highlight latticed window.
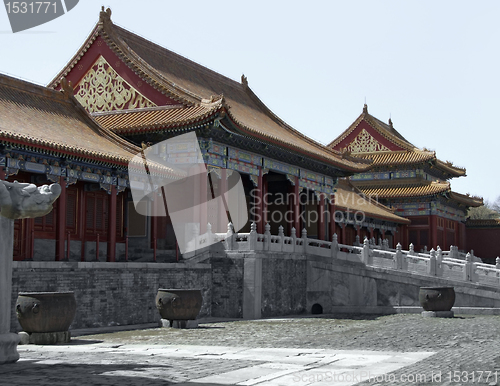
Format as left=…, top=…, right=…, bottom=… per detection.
left=85, top=191, right=109, bottom=236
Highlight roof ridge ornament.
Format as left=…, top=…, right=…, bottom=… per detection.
left=60, top=77, right=74, bottom=99
left=99, top=7, right=112, bottom=24
left=363, top=103, right=368, bottom=114
left=241, top=74, right=248, bottom=88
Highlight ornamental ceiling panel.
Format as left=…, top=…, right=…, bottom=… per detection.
left=347, top=129, right=390, bottom=153
left=75, top=55, right=156, bottom=113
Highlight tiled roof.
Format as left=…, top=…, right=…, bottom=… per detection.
left=334, top=179, right=410, bottom=224
left=466, top=218, right=500, bottom=227
left=93, top=100, right=222, bottom=133
left=328, top=105, right=416, bottom=151
left=355, top=180, right=451, bottom=199
left=0, top=73, right=180, bottom=178
left=328, top=105, right=466, bottom=177
left=355, top=150, right=436, bottom=167
left=49, top=9, right=372, bottom=174
left=450, top=191, right=483, bottom=207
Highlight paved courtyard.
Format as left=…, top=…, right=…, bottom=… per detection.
left=1, top=313, right=500, bottom=385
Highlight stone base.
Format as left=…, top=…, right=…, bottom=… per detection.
left=0, top=333, right=20, bottom=364
left=421, top=311, right=454, bottom=318
left=18, top=331, right=71, bottom=345
left=161, top=319, right=199, bottom=329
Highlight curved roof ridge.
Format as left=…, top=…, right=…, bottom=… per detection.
left=48, top=23, right=100, bottom=89
left=242, top=84, right=345, bottom=158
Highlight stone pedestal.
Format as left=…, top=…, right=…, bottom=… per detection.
left=0, top=217, right=19, bottom=364
left=18, top=331, right=71, bottom=345
left=161, top=319, right=199, bottom=329
left=421, top=311, right=454, bottom=318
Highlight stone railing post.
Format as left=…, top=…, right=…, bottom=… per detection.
left=264, top=223, right=271, bottom=251
left=278, top=225, right=284, bottom=252
left=496, top=257, right=500, bottom=285
left=362, top=237, right=372, bottom=265
left=393, top=243, right=400, bottom=269
left=225, top=222, right=235, bottom=251
left=248, top=222, right=257, bottom=250
left=207, top=222, right=214, bottom=246
left=428, top=248, right=437, bottom=276
left=378, top=238, right=382, bottom=248
left=354, top=235, right=360, bottom=247
left=409, top=243, right=415, bottom=256
left=394, top=243, right=405, bottom=270
left=331, top=233, right=339, bottom=259
left=436, top=246, right=443, bottom=276
left=464, top=252, right=474, bottom=281
left=291, top=227, right=297, bottom=253
left=301, top=228, right=307, bottom=253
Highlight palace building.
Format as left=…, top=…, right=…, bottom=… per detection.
left=328, top=104, right=483, bottom=252
left=0, top=8, right=412, bottom=262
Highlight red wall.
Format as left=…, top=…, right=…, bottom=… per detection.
left=466, top=227, right=500, bottom=263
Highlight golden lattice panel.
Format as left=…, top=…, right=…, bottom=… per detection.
left=347, top=129, right=389, bottom=153
left=75, top=55, right=156, bottom=113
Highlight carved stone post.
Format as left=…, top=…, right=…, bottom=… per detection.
left=248, top=222, right=257, bottom=251
left=0, top=216, right=18, bottom=364
left=331, top=233, right=338, bottom=259
left=278, top=225, right=284, bottom=252
left=0, top=181, right=60, bottom=364
left=428, top=249, right=437, bottom=276
left=362, top=237, right=372, bottom=265
left=264, top=223, right=271, bottom=251
left=301, top=228, right=307, bottom=254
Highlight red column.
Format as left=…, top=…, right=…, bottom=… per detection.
left=329, top=193, right=336, bottom=240
left=0, top=166, right=5, bottom=180
left=26, top=218, right=34, bottom=260
left=256, top=168, right=265, bottom=234
left=341, top=223, right=347, bottom=245
left=219, top=169, right=228, bottom=232
left=200, top=169, right=208, bottom=234
left=460, top=221, right=466, bottom=251
left=107, top=185, right=117, bottom=262
left=442, top=219, right=447, bottom=250
left=79, top=186, right=86, bottom=261
left=318, top=193, right=325, bottom=241
left=293, top=178, right=300, bottom=233
left=55, top=177, right=67, bottom=261
left=430, top=215, right=438, bottom=250
left=151, top=193, right=158, bottom=249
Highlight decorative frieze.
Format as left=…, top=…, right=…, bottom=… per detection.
left=75, top=55, right=156, bottom=113
left=227, top=159, right=259, bottom=176
left=263, top=159, right=299, bottom=176
left=228, top=148, right=262, bottom=165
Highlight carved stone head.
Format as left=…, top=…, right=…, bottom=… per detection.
left=0, top=181, right=61, bottom=220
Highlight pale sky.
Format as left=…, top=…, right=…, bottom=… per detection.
left=0, top=1, right=498, bottom=203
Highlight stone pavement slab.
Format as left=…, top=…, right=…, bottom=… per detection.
left=2, top=314, right=500, bottom=385
left=0, top=343, right=434, bottom=386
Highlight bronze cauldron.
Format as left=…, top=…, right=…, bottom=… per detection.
left=16, top=292, right=76, bottom=333
left=419, top=287, right=455, bottom=311
left=156, top=289, right=202, bottom=321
